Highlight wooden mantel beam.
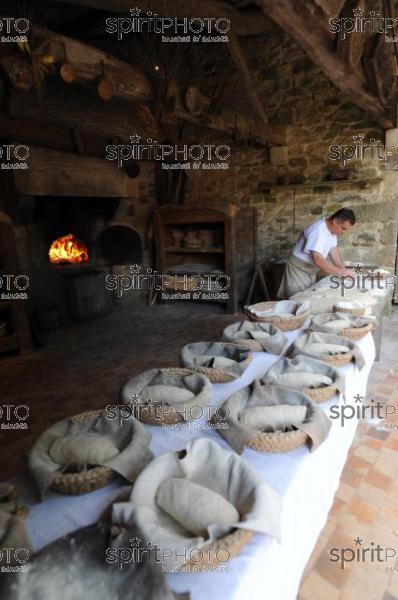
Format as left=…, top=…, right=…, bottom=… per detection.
left=256, top=0, right=394, bottom=129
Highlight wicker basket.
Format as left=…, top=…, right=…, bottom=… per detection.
left=182, top=528, right=253, bottom=571
left=192, top=342, right=253, bottom=383
left=245, top=301, right=309, bottom=331
left=246, top=428, right=308, bottom=453
left=304, top=385, right=338, bottom=403
left=340, top=323, right=374, bottom=341
left=229, top=338, right=263, bottom=352
left=128, top=368, right=196, bottom=426
left=319, top=352, right=353, bottom=368
left=190, top=343, right=252, bottom=383
left=335, top=305, right=366, bottom=318
left=51, top=409, right=117, bottom=495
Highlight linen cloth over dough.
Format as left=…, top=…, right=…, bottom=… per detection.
left=112, top=437, right=281, bottom=570
left=310, top=313, right=375, bottom=334
left=263, top=355, right=345, bottom=392
left=269, top=371, right=332, bottom=388
left=247, top=299, right=311, bottom=319
left=212, top=382, right=331, bottom=454
left=222, top=321, right=288, bottom=354
left=120, top=368, right=212, bottom=416
left=28, top=411, right=153, bottom=498
left=181, top=342, right=250, bottom=378
left=290, top=331, right=365, bottom=369
left=49, top=433, right=120, bottom=466
left=157, top=478, right=239, bottom=537
left=307, top=343, right=350, bottom=355
left=239, top=405, right=306, bottom=431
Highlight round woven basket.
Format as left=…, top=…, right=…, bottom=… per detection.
left=340, top=323, right=374, bottom=341
left=335, top=306, right=366, bottom=318
left=229, top=338, right=263, bottom=352
left=128, top=368, right=196, bottom=426
left=245, top=301, right=309, bottom=331
left=304, top=384, right=338, bottom=403
left=319, top=352, right=353, bottom=368
left=51, top=409, right=117, bottom=495
left=182, top=528, right=253, bottom=571
left=246, top=427, right=308, bottom=453
left=191, top=344, right=252, bottom=383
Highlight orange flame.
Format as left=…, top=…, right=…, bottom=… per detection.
left=49, top=234, right=89, bottom=265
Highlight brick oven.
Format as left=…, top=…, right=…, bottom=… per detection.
left=0, top=145, right=155, bottom=328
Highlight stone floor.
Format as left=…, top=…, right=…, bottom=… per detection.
left=1, top=301, right=398, bottom=599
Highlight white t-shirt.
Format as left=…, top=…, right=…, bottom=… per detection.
left=293, top=217, right=337, bottom=265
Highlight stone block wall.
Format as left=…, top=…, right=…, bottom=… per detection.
left=185, top=30, right=398, bottom=271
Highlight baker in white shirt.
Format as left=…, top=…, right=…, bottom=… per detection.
left=277, top=208, right=356, bottom=299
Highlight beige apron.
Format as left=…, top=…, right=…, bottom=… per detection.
left=277, top=254, right=318, bottom=299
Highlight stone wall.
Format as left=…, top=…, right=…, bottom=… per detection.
left=185, top=30, right=398, bottom=272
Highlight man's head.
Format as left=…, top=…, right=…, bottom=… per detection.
left=326, top=208, right=356, bottom=236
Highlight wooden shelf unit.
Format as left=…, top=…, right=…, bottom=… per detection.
left=154, top=205, right=237, bottom=313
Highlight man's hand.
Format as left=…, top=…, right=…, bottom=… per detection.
left=311, top=251, right=356, bottom=276
left=339, top=268, right=357, bottom=278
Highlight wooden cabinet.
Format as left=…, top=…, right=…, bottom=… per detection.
left=153, top=205, right=237, bottom=313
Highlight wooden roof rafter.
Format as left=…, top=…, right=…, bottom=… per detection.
left=255, top=0, right=397, bottom=129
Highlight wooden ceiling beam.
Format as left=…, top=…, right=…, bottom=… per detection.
left=169, top=106, right=288, bottom=146
left=46, top=0, right=274, bottom=36
left=256, top=0, right=395, bottom=129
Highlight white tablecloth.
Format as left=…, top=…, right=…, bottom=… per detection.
left=23, top=327, right=375, bottom=600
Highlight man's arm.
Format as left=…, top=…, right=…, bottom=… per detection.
left=329, top=246, right=345, bottom=269
left=311, top=251, right=355, bottom=277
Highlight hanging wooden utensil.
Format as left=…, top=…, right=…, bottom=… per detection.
left=59, top=44, right=75, bottom=84
left=97, top=60, right=113, bottom=101
left=184, top=85, right=208, bottom=117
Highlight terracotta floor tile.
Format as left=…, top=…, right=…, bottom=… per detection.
left=387, top=575, right=398, bottom=597
left=336, top=482, right=357, bottom=504
left=365, top=437, right=385, bottom=451
left=348, top=498, right=378, bottom=523
left=345, top=567, right=389, bottom=599
left=387, top=487, right=398, bottom=505
left=366, top=469, right=393, bottom=491
left=336, top=515, right=371, bottom=539
left=352, top=445, right=380, bottom=465
left=367, top=427, right=390, bottom=441
left=330, top=497, right=348, bottom=518
left=372, top=458, right=398, bottom=479
left=358, top=481, right=388, bottom=508
left=339, top=581, right=373, bottom=600
left=349, top=452, right=375, bottom=472
left=299, top=570, right=339, bottom=600
left=386, top=437, right=398, bottom=452
left=314, top=549, right=352, bottom=589
left=341, top=467, right=365, bottom=488
left=378, top=502, right=398, bottom=527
